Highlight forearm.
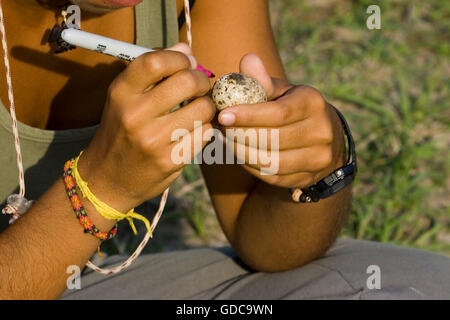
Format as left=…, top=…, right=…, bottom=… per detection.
left=231, top=180, right=352, bottom=272
left=203, top=100, right=351, bottom=271
left=0, top=175, right=115, bottom=299
left=202, top=155, right=352, bottom=272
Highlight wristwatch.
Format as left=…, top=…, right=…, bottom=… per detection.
left=290, top=105, right=357, bottom=203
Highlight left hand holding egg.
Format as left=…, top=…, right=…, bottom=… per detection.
left=216, top=54, right=346, bottom=189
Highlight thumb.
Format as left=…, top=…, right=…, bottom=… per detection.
left=239, top=53, right=292, bottom=100
left=239, top=53, right=274, bottom=98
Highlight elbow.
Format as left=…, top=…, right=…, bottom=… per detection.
left=231, top=236, right=338, bottom=273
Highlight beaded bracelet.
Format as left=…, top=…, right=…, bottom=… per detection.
left=72, top=151, right=152, bottom=237
left=63, top=159, right=118, bottom=240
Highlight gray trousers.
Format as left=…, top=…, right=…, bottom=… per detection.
left=61, top=239, right=450, bottom=299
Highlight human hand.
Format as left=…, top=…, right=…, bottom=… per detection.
left=78, top=43, right=216, bottom=212
left=217, top=54, right=345, bottom=189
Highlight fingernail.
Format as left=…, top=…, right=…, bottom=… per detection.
left=187, top=55, right=197, bottom=69
left=219, top=112, right=235, bottom=126
left=166, top=43, right=192, bottom=55
left=165, top=43, right=196, bottom=68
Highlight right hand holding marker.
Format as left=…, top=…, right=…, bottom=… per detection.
left=77, top=43, right=215, bottom=212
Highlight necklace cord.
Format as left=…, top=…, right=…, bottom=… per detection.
left=0, top=2, right=26, bottom=206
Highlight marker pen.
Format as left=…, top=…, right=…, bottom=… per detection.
left=50, top=26, right=215, bottom=78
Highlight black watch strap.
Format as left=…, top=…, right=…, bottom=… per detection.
left=290, top=106, right=357, bottom=203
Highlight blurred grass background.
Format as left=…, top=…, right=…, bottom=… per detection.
left=269, top=0, right=449, bottom=254
left=101, top=0, right=449, bottom=259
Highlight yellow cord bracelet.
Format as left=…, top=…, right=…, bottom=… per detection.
left=72, top=151, right=152, bottom=238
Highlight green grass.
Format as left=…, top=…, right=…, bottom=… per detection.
left=271, top=0, right=450, bottom=254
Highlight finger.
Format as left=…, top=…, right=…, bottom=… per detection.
left=241, top=164, right=315, bottom=189
left=218, top=86, right=319, bottom=127
left=168, top=123, right=215, bottom=169
left=142, top=69, right=212, bottom=116
left=159, top=96, right=216, bottom=135
left=239, top=53, right=292, bottom=100
left=113, top=48, right=195, bottom=94
left=220, top=117, right=333, bottom=150
left=224, top=135, right=333, bottom=174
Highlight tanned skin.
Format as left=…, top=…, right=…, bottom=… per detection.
left=0, top=0, right=351, bottom=299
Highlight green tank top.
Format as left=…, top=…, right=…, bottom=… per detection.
left=0, top=1, right=179, bottom=232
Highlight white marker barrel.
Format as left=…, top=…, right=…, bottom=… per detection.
left=60, top=28, right=155, bottom=61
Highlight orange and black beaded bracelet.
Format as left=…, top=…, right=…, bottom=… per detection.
left=63, top=159, right=117, bottom=240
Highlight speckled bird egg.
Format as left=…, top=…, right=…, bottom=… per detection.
left=211, top=73, right=267, bottom=111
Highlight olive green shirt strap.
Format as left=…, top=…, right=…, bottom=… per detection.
left=135, top=0, right=179, bottom=49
